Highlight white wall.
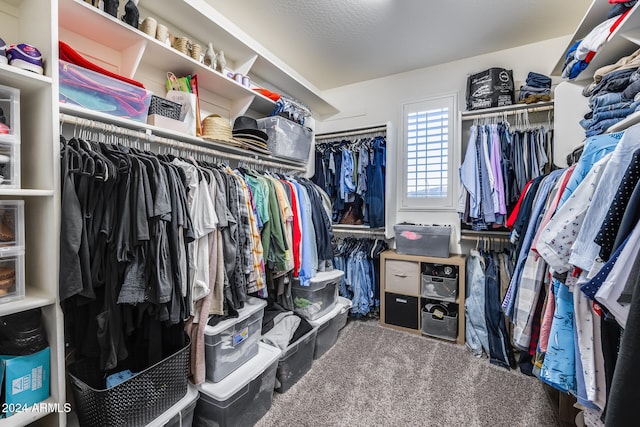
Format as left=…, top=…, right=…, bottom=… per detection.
left=316, top=35, right=575, bottom=254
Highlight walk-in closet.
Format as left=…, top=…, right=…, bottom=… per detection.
left=0, top=1, right=637, bottom=426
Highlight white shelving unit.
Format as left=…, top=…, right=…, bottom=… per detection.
left=551, top=0, right=640, bottom=79
left=58, top=0, right=339, bottom=121
left=0, top=1, right=63, bottom=427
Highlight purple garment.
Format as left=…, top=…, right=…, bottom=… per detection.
left=490, top=124, right=507, bottom=216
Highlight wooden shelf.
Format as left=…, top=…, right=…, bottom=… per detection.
left=0, top=189, right=55, bottom=197
left=605, top=110, right=640, bottom=133
left=460, top=101, right=554, bottom=120
left=380, top=250, right=466, bottom=345
left=59, top=103, right=308, bottom=169
left=0, top=63, right=52, bottom=94
left=58, top=0, right=339, bottom=119
left=551, top=1, right=640, bottom=79
left=0, top=288, right=56, bottom=317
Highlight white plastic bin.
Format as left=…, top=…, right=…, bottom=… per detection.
left=204, top=297, right=267, bottom=383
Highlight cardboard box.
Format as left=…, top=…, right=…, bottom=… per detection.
left=0, top=347, right=50, bottom=416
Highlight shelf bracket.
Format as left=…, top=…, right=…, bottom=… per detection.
left=121, top=39, right=147, bottom=80
left=230, top=94, right=256, bottom=121
left=235, top=54, right=258, bottom=77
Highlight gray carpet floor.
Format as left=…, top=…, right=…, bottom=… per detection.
left=256, top=319, right=559, bottom=427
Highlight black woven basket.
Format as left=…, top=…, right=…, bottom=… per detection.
left=68, top=337, right=190, bottom=427
left=148, top=95, right=182, bottom=120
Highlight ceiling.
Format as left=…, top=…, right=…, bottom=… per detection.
left=206, top=0, right=592, bottom=91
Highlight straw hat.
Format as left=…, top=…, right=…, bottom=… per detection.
left=201, top=114, right=243, bottom=147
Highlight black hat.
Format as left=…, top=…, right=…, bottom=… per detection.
left=232, top=116, right=268, bottom=142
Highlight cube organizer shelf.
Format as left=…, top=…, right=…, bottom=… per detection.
left=380, top=250, right=466, bottom=345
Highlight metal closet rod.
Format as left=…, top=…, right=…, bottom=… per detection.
left=332, top=226, right=387, bottom=236
left=461, top=104, right=554, bottom=121
left=59, top=114, right=307, bottom=173
left=315, top=124, right=387, bottom=141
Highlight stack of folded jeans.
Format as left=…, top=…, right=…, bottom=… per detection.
left=518, top=72, right=552, bottom=103
left=580, top=67, right=640, bottom=137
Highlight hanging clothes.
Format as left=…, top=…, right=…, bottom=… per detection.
left=313, top=135, right=386, bottom=228
left=458, top=122, right=554, bottom=230
left=59, top=131, right=335, bottom=386
left=495, top=122, right=640, bottom=421
left=332, top=237, right=388, bottom=316
left=465, top=246, right=516, bottom=369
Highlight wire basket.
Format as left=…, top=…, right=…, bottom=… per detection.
left=67, top=337, right=190, bottom=427
left=148, top=95, right=182, bottom=121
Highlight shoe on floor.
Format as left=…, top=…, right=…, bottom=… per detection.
left=7, top=43, right=43, bottom=75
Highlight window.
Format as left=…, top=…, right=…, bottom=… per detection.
left=401, top=95, right=456, bottom=209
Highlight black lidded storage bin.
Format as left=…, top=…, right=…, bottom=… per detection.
left=67, top=336, right=190, bottom=427
left=194, top=342, right=281, bottom=427
left=393, top=224, right=451, bottom=258
left=274, top=327, right=317, bottom=393
left=384, top=293, right=419, bottom=329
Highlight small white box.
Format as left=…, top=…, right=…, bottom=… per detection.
left=147, top=114, right=192, bottom=135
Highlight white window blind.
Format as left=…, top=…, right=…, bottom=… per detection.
left=401, top=94, right=455, bottom=209
left=406, top=108, right=448, bottom=198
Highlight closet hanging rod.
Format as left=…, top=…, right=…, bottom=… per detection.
left=315, top=124, right=387, bottom=141
left=332, top=226, right=387, bottom=236
left=459, top=230, right=511, bottom=241
left=59, top=113, right=307, bottom=173
left=460, top=104, right=554, bottom=121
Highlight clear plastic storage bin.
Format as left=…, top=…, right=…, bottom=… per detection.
left=204, top=297, right=267, bottom=383
left=0, top=141, right=20, bottom=188
left=308, top=296, right=352, bottom=360
left=194, top=342, right=281, bottom=427
left=292, top=270, right=342, bottom=321
left=393, top=224, right=451, bottom=258
left=0, top=248, right=25, bottom=304
left=0, top=84, right=20, bottom=144
left=145, top=385, right=198, bottom=427
left=0, top=201, right=24, bottom=250
left=256, top=116, right=313, bottom=162
left=59, top=61, right=152, bottom=123
left=274, top=327, right=317, bottom=393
